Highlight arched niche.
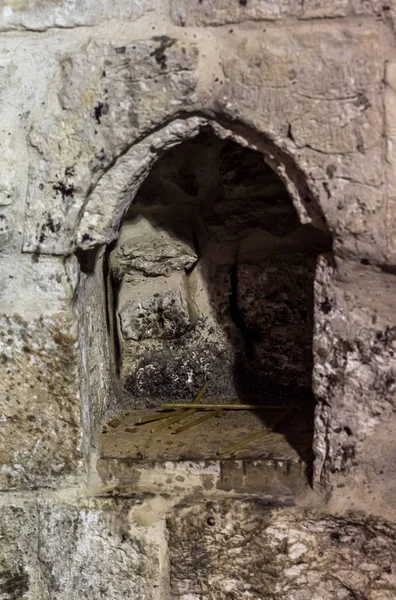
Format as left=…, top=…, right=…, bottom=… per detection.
left=75, top=116, right=332, bottom=495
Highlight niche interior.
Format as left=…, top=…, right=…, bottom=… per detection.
left=98, top=130, right=332, bottom=470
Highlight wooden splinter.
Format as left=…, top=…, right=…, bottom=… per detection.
left=149, top=381, right=209, bottom=433
left=217, top=406, right=294, bottom=456
left=160, top=403, right=291, bottom=411
left=172, top=408, right=223, bottom=435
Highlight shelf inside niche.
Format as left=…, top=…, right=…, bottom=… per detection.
left=99, top=404, right=313, bottom=462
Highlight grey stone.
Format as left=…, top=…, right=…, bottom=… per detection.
left=167, top=501, right=396, bottom=600
left=24, top=39, right=199, bottom=255
left=313, top=256, right=396, bottom=484
left=169, top=0, right=385, bottom=26
left=0, top=0, right=154, bottom=31
left=0, top=502, right=45, bottom=599
left=119, top=289, right=192, bottom=341
left=0, top=497, right=164, bottom=600
left=110, top=219, right=198, bottom=281
left=0, top=255, right=83, bottom=490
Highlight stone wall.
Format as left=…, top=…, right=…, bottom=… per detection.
left=1, top=0, right=396, bottom=597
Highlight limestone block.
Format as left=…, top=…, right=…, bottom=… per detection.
left=167, top=501, right=396, bottom=599
left=170, top=0, right=385, bottom=25
left=301, top=0, right=385, bottom=17
left=118, top=261, right=239, bottom=406
left=0, top=0, right=154, bottom=31
left=110, top=219, right=197, bottom=281
left=0, top=496, right=164, bottom=600
left=24, top=39, right=199, bottom=255
left=0, top=211, right=12, bottom=249
left=37, top=499, right=163, bottom=599
left=76, top=117, right=206, bottom=251
left=77, top=253, right=114, bottom=439
left=0, top=255, right=83, bottom=489
left=216, top=24, right=388, bottom=262
left=0, top=502, right=45, bottom=599
left=119, top=289, right=192, bottom=342
left=313, top=256, right=396, bottom=484
left=385, top=60, right=396, bottom=263
left=170, top=0, right=302, bottom=26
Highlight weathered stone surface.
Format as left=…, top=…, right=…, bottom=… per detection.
left=97, top=455, right=307, bottom=499
left=77, top=251, right=115, bottom=441
left=385, top=59, right=396, bottom=263
left=216, top=24, right=389, bottom=262
left=0, top=502, right=45, bottom=599
left=25, top=39, right=199, bottom=254
left=0, top=0, right=154, bottom=31
left=0, top=496, right=164, bottom=599
left=0, top=255, right=83, bottom=489
left=170, top=0, right=302, bottom=26
left=168, top=501, right=396, bottom=599
left=119, top=289, right=192, bottom=342
left=313, top=256, right=396, bottom=484
left=110, top=219, right=197, bottom=281
left=170, top=0, right=386, bottom=25
left=76, top=116, right=207, bottom=251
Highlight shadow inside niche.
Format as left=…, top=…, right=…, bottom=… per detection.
left=106, top=129, right=332, bottom=470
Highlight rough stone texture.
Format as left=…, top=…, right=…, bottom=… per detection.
left=97, top=455, right=307, bottom=499
left=77, top=251, right=115, bottom=443
left=110, top=219, right=197, bottom=282
left=72, top=21, right=394, bottom=264
left=216, top=24, right=389, bottom=262
left=119, top=289, right=193, bottom=342
left=0, top=0, right=154, bottom=31
left=0, top=255, right=83, bottom=489
left=313, top=256, right=396, bottom=484
left=0, top=501, right=45, bottom=599
left=0, top=4, right=396, bottom=597
left=25, top=38, right=199, bottom=255
left=169, top=0, right=387, bottom=26
left=168, top=501, right=396, bottom=600
left=385, top=59, right=396, bottom=264
left=0, top=496, right=165, bottom=599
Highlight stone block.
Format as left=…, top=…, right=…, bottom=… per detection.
left=170, top=0, right=384, bottom=25
left=0, top=255, right=83, bottom=489
left=110, top=219, right=197, bottom=282
left=313, top=256, right=396, bottom=484
left=0, top=502, right=45, bottom=599
left=0, top=0, right=154, bottom=31
left=385, top=60, right=396, bottom=263
left=167, top=501, right=396, bottom=599
left=0, top=496, right=164, bottom=599
left=170, top=0, right=302, bottom=26
left=119, top=289, right=192, bottom=342
left=216, top=24, right=389, bottom=262
left=24, top=39, right=199, bottom=255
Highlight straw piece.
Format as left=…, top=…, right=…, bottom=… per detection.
left=192, top=381, right=209, bottom=404
left=150, top=407, right=200, bottom=433
left=137, top=381, right=209, bottom=428
left=218, top=407, right=294, bottom=456
left=172, top=409, right=223, bottom=435
left=160, top=403, right=290, bottom=411
left=136, top=413, right=171, bottom=425
left=149, top=381, right=209, bottom=433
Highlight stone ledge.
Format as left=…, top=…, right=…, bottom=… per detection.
left=96, top=457, right=307, bottom=501
left=0, top=0, right=155, bottom=31
left=170, top=0, right=387, bottom=27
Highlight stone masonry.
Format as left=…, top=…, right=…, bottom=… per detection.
left=1, top=1, right=396, bottom=598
